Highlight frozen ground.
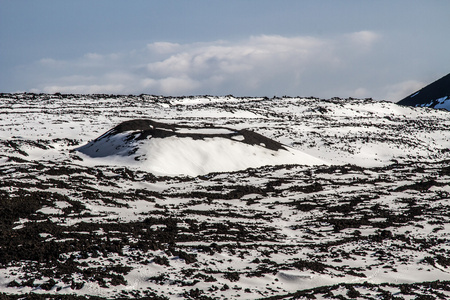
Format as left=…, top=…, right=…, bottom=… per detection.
left=0, top=93, right=449, bottom=299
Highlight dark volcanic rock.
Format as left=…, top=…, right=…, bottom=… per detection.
left=397, top=73, right=450, bottom=108
left=82, top=118, right=287, bottom=154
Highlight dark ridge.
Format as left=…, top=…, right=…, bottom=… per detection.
left=112, top=119, right=176, bottom=133
left=238, top=129, right=286, bottom=151
left=397, top=73, right=450, bottom=107
left=85, top=119, right=287, bottom=153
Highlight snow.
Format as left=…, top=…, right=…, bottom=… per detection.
left=77, top=131, right=136, bottom=158
left=175, top=128, right=235, bottom=134
left=0, top=94, right=449, bottom=299
left=434, top=96, right=450, bottom=110
left=78, top=133, right=328, bottom=176
left=413, top=95, right=450, bottom=110
left=138, top=137, right=327, bottom=176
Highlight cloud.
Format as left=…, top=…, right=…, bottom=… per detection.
left=345, top=31, right=381, bottom=49
left=141, top=76, right=201, bottom=95
left=350, top=87, right=370, bottom=99
left=27, top=32, right=384, bottom=97
left=43, top=84, right=125, bottom=94
left=38, top=58, right=67, bottom=67
left=382, top=80, right=425, bottom=102
left=84, top=53, right=103, bottom=60
left=147, top=42, right=181, bottom=54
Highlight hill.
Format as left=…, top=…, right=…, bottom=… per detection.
left=76, top=119, right=327, bottom=176
left=397, top=73, right=450, bottom=110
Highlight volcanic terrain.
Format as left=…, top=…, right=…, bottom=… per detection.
left=0, top=93, right=449, bottom=299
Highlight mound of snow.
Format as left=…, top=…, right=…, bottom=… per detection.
left=76, top=119, right=327, bottom=176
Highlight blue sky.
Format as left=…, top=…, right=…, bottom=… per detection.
left=1, top=0, right=449, bottom=100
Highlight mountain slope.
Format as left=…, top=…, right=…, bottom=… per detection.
left=397, top=73, right=450, bottom=109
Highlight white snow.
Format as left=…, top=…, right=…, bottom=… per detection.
left=79, top=136, right=328, bottom=176
left=0, top=94, right=450, bottom=299
left=175, top=128, right=235, bottom=135
left=144, top=137, right=328, bottom=176
left=434, top=96, right=450, bottom=110
left=414, top=96, right=450, bottom=110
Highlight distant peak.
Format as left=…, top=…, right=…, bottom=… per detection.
left=397, top=73, right=450, bottom=110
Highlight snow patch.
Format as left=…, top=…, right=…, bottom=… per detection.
left=175, top=128, right=235, bottom=135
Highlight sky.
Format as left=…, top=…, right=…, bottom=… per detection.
left=1, top=0, right=449, bottom=101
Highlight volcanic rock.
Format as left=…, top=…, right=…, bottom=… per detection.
left=397, top=73, right=450, bottom=110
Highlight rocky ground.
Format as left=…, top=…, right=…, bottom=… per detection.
left=0, top=93, right=449, bottom=299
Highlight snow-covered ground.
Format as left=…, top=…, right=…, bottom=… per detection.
left=0, top=94, right=449, bottom=299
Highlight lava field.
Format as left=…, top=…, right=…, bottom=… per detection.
left=0, top=93, right=449, bottom=299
